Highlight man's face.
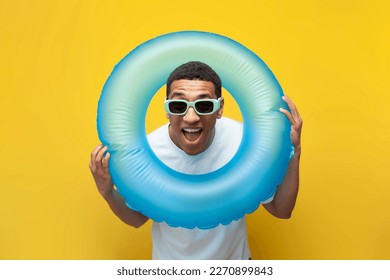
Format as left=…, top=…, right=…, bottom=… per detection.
left=166, top=79, right=224, bottom=155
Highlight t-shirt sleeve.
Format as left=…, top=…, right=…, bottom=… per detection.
left=261, top=195, right=275, bottom=204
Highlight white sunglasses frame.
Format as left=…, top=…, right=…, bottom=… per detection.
left=164, top=98, right=222, bottom=115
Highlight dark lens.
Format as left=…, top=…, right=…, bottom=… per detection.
left=195, top=101, right=214, bottom=113
left=169, top=101, right=187, bottom=114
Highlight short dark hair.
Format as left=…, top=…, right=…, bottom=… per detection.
left=166, top=61, right=222, bottom=98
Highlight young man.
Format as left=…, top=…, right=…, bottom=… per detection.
left=90, top=61, right=303, bottom=259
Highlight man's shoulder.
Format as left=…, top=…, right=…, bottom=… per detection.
left=147, top=123, right=170, bottom=147
left=216, top=117, right=243, bottom=131
left=147, top=123, right=169, bottom=137
left=213, top=117, right=243, bottom=151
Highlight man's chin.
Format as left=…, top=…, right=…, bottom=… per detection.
left=180, top=140, right=204, bottom=156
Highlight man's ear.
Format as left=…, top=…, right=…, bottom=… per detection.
left=216, top=97, right=224, bottom=119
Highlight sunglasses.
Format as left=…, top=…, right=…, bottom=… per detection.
left=164, top=98, right=222, bottom=115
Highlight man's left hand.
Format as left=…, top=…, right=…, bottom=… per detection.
left=279, top=95, right=303, bottom=150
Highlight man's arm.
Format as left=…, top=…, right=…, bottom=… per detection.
left=262, top=95, right=303, bottom=219
left=89, top=144, right=149, bottom=228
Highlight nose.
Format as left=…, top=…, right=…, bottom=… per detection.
left=183, top=106, right=200, bottom=123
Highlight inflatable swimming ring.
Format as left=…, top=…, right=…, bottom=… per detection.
left=97, top=31, right=292, bottom=229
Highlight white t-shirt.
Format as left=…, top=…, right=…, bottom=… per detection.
left=147, top=117, right=255, bottom=260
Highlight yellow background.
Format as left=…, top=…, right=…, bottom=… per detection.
left=1, top=0, right=389, bottom=259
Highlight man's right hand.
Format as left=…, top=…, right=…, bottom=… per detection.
left=89, top=144, right=149, bottom=228
left=89, top=144, right=113, bottom=199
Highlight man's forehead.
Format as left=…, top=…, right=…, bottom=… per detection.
left=170, top=79, right=215, bottom=91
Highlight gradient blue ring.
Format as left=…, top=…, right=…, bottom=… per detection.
left=97, top=31, right=292, bottom=229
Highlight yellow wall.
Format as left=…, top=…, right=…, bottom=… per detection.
left=1, top=0, right=389, bottom=259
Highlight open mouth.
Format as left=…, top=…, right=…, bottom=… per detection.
left=182, top=128, right=202, bottom=142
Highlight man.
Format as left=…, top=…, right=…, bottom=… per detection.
left=90, top=61, right=303, bottom=259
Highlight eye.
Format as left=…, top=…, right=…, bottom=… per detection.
left=169, top=101, right=187, bottom=113
left=195, top=101, right=214, bottom=113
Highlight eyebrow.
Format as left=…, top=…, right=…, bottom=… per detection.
left=170, top=92, right=185, bottom=98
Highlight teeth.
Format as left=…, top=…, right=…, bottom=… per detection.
left=183, top=128, right=201, bottom=133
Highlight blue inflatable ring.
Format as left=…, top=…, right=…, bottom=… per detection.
left=97, top=31, right=291, bottom=229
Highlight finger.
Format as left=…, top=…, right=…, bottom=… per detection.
left=91, top=144, right=103, bottom=161
left=102, top=152, right=110, bottom=169
left=282, top=95, right=301, bottom=122
left=288, top=100, right=302, bottom=125
left=279, top=108, right=295, bottom=125
left=95, top=145, right=108, bottom=165
left=282, top=95, right=297, bottom=114
left=89, top=161, right=95, bottom=172
left=294, top=105, right=302, bottom=122
left=90, top=144, right=104, bottom=169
